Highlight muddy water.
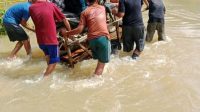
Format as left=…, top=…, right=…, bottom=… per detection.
left=0, top=0, right=200, bottom=112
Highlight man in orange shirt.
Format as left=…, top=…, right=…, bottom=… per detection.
left=63, top=0, right=111, bottom=76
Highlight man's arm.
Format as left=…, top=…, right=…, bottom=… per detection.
left=63, top=24, right=84, bottom=38
left=142, top=0, right=149, bottom=12
left=112, top=0, right=125, bottom=18
left=143, top=0, right=149, bottom=8
left=163, top=1, right=166, bottom=14
left=52, top=4, right=71, bottom=30
left=110, top=0, right=119, bottom=3
left=20, top=19, right=35, bottom=32
left=63, top=18, right=71, bottom=31
left=112, top=8, right=124, bottom=18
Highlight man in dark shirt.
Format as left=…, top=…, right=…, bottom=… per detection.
left=146, top=0, right=166, bottom=42
left=112, top=0, right=148, bottom=59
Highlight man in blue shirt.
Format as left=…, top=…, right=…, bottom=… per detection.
left=146, top=0, right=166, bottom=42
left=112, top=0, right=148, bottom=59
left=3, top=0, right=34, bottom=60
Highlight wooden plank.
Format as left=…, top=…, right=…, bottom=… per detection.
left=107, top=18, right=122, bottom=26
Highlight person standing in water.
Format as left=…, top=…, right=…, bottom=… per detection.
left=146, top=0, right=166, bottom=42
left=29, top=0, right=71, bottom=77
left=63, top=0, right=111, bottom=76
left=112, top=0, right=148, bottom=59
left=3, top=0, right=35, bottom=60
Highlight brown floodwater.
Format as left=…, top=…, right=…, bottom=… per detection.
left=0, top=0, right=200, bottom=112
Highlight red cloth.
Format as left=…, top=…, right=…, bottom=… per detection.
left=30, top=1, right=65, bottom=45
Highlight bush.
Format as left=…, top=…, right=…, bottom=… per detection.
left=0, top=9, right=6, bottom=35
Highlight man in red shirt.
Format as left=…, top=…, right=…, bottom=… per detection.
left=30, top=0, right=71, bottom=77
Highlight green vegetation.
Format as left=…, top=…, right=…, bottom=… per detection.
left=0, top=9, right=6, bottom=35
left=0, top=0, right=27, bottom=35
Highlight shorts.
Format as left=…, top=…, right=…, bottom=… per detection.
left=146, top=22, right=165, bottom=42
left=122, top=25, right=145, bottom=52
left=39, top=45, right=60, bottom=64
left=89, top=36, right=111, bottom=63
left=111, top=39, right=122, bottom=54
left=3, top=23, right=28, bottom=42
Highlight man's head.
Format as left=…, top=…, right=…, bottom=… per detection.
left=28, top=0, right=47, bottom=3
left=87, top=0, right=98, bottom=4
left=28, top=0, right=36, bottom=3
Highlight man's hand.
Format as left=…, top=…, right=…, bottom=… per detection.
left=60, top=28, right=67, bottom=37
left=111, top=7, right=125, bottom=18
left=112, top=8, right=118, bottom=15
left=20, top=19, right=35, bottom=32
left=63, top=18, right=71, bottom=31
left=145, top=6, right=149, bottom=10
left=142, top=6, right=149, bottom=12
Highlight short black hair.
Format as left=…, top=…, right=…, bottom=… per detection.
left=88, top=0, right=96, bottom=4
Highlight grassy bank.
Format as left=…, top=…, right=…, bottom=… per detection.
left=0, top=0, right=26, bottom=9
left=0, top=9, right=6, bottom=35
left=0, top=0, right=26, bottom=35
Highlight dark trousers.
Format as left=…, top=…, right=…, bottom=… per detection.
left=122, top=25, right=145, bottom=52
left=146, top=22, right=165, bottom=42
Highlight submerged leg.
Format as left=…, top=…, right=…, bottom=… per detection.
left=146, top=23, right=156, bottom=42
left=94, top=61, right=105, bottom=75
left=44, top=55, right=57, bottom=77
left=9, top=41, right=23, bottom=59
left=44, top=63, right=57, bottom=77
left=23, top=39, right=32, bottom=55
left=157, top=23, right=166, bottom=41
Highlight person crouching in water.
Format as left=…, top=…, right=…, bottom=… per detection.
left=29, top=0, right=71, bottom=77
left=3, top=0, right=35, bottom=60
left=146, top=0, right=166, bottom=42
left=63, top=0, right=111, bottom=76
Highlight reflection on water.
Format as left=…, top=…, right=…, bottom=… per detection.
left=0, top=0, right=200, bottom=112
